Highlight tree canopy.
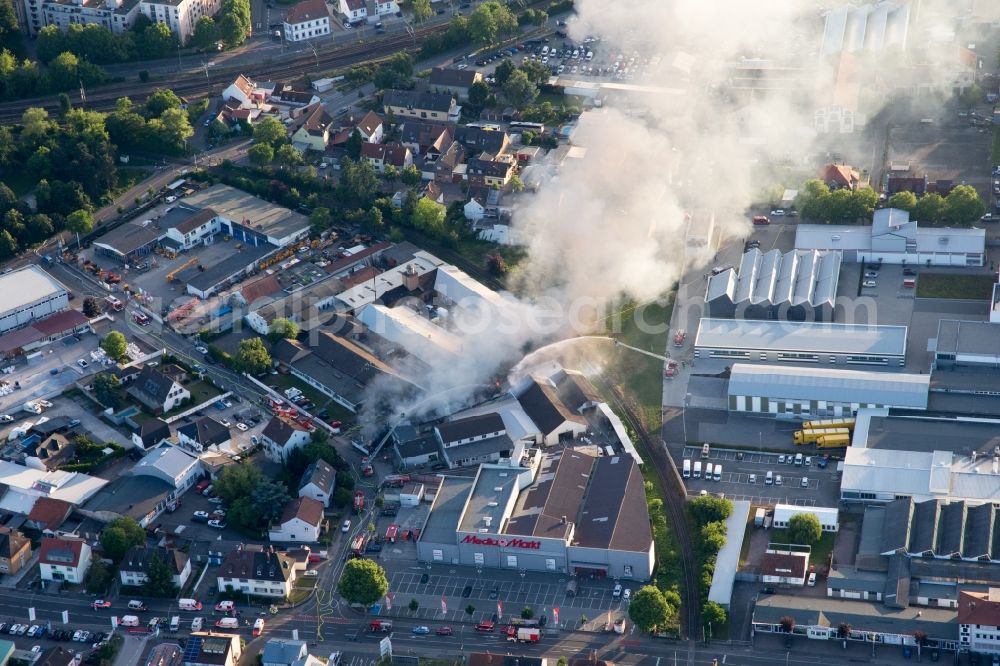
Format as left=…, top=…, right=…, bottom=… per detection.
left=337, top=558, right=389, bottom=605
left=100, top=331, right=128, bottom=361
left=267, top=317, right=300, bottom=343
left=688, top=495, right=733, bottom=525
left=788, top=513, right=822, bottom=545
left=467, top=1, right=517, bottom=44
left=214, top=462, right=262, bottom=505
left=943, top=184, right=985, bottom=226
left=234, top=337, right=272, bottom=374
left=628, top=585, right=673, bottom=632
left=99, top=517, right=144, bottom=562
left=142, top=550, right=180, bottom=597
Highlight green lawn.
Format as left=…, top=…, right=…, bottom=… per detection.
left=769, top=528, right=835, bottom=569
left=184, top=379, right=223, bottom=407
left=915, top=273, right=996, bottom=300
left=608, top=298, right=673, bottom=431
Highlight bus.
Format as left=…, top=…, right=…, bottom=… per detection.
left=509, top=121, right=545, bottom=133
left=801, top=417, right=856, bottom=431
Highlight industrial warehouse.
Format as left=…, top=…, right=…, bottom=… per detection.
left=415, top=448, right=654, bottom=581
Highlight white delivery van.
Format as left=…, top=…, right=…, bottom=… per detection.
left=178, top=599, right=202, bottom=611
left=693, top=461, right=702, bottom=478
left=119, top=616, right=140, bottom=628
left=169, top=616, right=180, bottom=632
left=704, top=463, right=713, bottom=480
left=682, top=459, right=691, bottom=478
left=191, top=617, right=204, bottom=632
left=215, top=617, right=239, bottom=630
left=713, top=465, right=722, bottom=481
left=765, top=470, right=774, bottom=485
left=794, top=453, right=803, bottom=466
left=127, top=600, right=147, bottom=611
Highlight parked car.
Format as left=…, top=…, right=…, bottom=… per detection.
left=303, top=570, right=318, bottom=577
left=462, top=585, right=473, bottom=598
left=475, top=621, right=495, bottom=632
left=192, top=511, right=210, bottom=523
left=341, top=519, right=351, bottom=532
left=862, top=279, right=877, bottom=288
left=436, top=626, right=453, bottom=636
left=801, top=477, right=809, bottom=488
left=622, top=588, right=631, bottom=601
left=412, top=626, right=430, bottom=635
left=770, top=209, right=786, bottom=216
left=236, top=422, right=248, bottom=431
left=195, top=346, right=208, bottom=354
left=207, top=519, right=227, bottom=529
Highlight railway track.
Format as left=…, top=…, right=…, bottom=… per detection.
left=0, top=25, right=442, bottom=121
left=597, top=378, right=700, bottom=639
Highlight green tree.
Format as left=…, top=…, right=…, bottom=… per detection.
left=401, top=163, right=422, bottom=187
left=628, top=586, right=671, bottom=633
left=468, top=79, right=491, bottom=107
left=0, top=228, right=14, bottom=258
left=887, top=191, right=918, bottom=214
left=267, top=317, right=299, bottom=343
left=0, top=0, right=20, bottom=54
left=253, top=115, right=287, bottom=147
left=100, top=330, right=128, bottom=361
left=218, top=0, right=251, bottom=47
left=191, top=16, right=220, bottom=50
left=410, top=197, right=446, bottom=234
left=501, top=69, right=538, bottom=108
left=234, top=337, right=272, bottom=374
left=251, top=477, right=291, bottom=523
left=945, top=184, right=985, bottom=226
left=788, top=513, right=822, bottom=545
left=82, top=297, right=101, bottom=317
left=150, top=107, right=194, bottom=152
left=138, top=22, right=177, bottom=58
left=345, top=128, right=364, bottom=160
left=493, top=58, right=516, bottom=87
left=84, top=556, right=112, bottom=593
left=99, top=517, right=144, bottom=562
left=915, top=192, right=947, bottom=225
left=510, top=174, right=524, bottom=192
left=248, top=142, right=274, bottom=166
left=702, top=601, right=727, bottom=631
left=688, top=495, right=733, bottom=525
left=468, top=1, right=516, bottom=44
left=700, top=521, right=727, bottom=555
left=465, top=604, right=475, bottom=616
left=142, top=549, right=179, bottom=597
left=145, top=88, right=182, bottom=117
left=411, top=0, right=432, bottom=23
left=332, top=487, right=353, bottom=508
left=339, top=157, right=380, bottom=204
left=275, top=143, right=303, bottom=167
left=227, top=496, right=257, bottom=529
left=409, top=598, right=419, bottom=612
left=309, top=206, right=333, bottom=232
left=794, top=179, right=830, bottom=220
left=91, top=373, right=120, bottom=408
left=214, top=462, right=262, bottom=505
left=57, top=92, right=71, bottom=116
left=48, top=51, right=80, bottom=90
left=337, top=558, right=389, bottom=606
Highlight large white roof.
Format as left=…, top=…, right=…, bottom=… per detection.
left=0, top=266, right=67, bottom=317
left=0, top=461, right=108, bottom=513
left=728, top=364, right=929, bottom=409
left=708, top=500, right=750, bottom=607
left=695, top=318, right=908, bottom=356
left=357, top=303, right=463, bottom=365
left=843, top=446, right=1000, bottom=503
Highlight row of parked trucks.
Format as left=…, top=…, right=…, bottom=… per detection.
left=792, top=417, right=855, bottom=449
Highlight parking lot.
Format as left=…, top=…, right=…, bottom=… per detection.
left=679, top=445, right=842, bottom=507
left=386, top=570, right=627, bottom=612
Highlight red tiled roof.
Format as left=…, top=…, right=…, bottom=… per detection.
left=241, top=275, right=283, bottom=305
left=960, top=590, right=1000, bottom=626
left=280, top=496, right=324, bottom=526
left=361, top=142, right=410, bottom=167
left=27, top=497, right=72, bottom=532
left=286, top=0, right=328, bottom=23
left=39, top=537, right=85, bottom=567
left=32, top=309, right=88, bottom=336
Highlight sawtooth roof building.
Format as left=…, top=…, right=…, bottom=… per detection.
left=415, top=448, right=654, bottom=581
left=704, top=248, right=841, bottom=322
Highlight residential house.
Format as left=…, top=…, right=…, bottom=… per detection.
left=292, top=105, right=334, bottom=153
left=119, top=546, right=191, bottom=589
left=222, top=75, right=264, bottom=108
left=268, top=497, right=326, bottom=543
left=960, top=589, right=1000, bottom=654
left=335, top=0, right=365, bottom=23
left=183, top=633, right=242, bottom=666
left=398, top=120, right=452, bottom=156
left=383, top=90, right=459, bottom=122
left=131, top=417, right=171, bottom=450
left=139, top=0, right=222, bottom=46
left=262, top=640, right=307, bottom=666
left=176, top=417, right=232, bottom=453
left=35, top=648, right=81, bottom=666
left=367, top=0, right=397, bottom=19
left=422, top=181, right=444, bottom=205
left=126, top=365, right=190, bottom=415
left=361, top=143, right=413, bottom=174
left=820, top=163, right=863, bottom=190
left=760, top=548, right=809, bottom=587
left=283, top=0, right=330, bottom=43
left=132, top=444, right=203, bottom=493
left=216, top=546, right=297, bottom=598
left=262, top=416, right=312, bottom=462
left=467, top=154, right=514, bottom=188
left=0, top=527, right=31, bottom=575
left=434, top=412, right=516, bottom=468
left=298, top=459, right=335, bottom=506
left=355, top=111, right=384, bottom=143
left=454, top=125, right=510, bottom=156
left=237, top=275, right=284, bottom=309
left=392, top=425, right=440, bottom=468
left=269, top=85, right=321, bottom=117
left=433, top=141, right=465, bottom=184
left=513, top=377, right=588, bottom=445
left=161, top=208, right=220, bottom=251
left=24, top=433, right=74, bottom=471
left=464, top=196, right=486, bottom=222
left=427, top=67, right=483, bottom=99
left=25, top=497, right=72, bottom=534
left=886, top=174, right=929, bottom=196
left=39, top=536, right=91, bottom=584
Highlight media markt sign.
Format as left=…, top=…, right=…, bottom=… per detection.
left=461, top=535, right=542, bottom=549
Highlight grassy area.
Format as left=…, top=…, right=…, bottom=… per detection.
left=185, top=379, right=223, bottom=406
left=639, top=462, right=683, bottom=597
left=608, top=298, right=673, bottom=431
left=915, top=273, right=996, bottom=300
left=116, top=167, right=153, bottom=192
left=739, top=513, right=755, bottom=567
left=769, top=528, right=835, bottom=569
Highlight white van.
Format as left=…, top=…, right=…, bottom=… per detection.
left=191, top=617, right=204, bottom=632
left=541, top=45, right=549, bottom=55
left=178, top=599, right=202, bottom=611
left=807, top=572, right=817, bottom=586
left=704, top=463, right=714, bottom=480
left=169, top=616, right=180, bottom=633
left=127, top=600, right=147, bottom=611
left=119, top=616, right=140, bottom=628
left=765, top=471, right=774, bottom=485
left=693, top=461, right=702, bottom=478
left=713, top=465, right=722, bottom=481
left=682, top=459, right=691, bottom=478
left=794, top=453, right=803, bottom=466
left=701, top=443, right=710, bottom=458
left=215, top=617, right=239, bottom=630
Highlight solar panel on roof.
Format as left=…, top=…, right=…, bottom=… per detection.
left=182, top=637, right=203, bottom=662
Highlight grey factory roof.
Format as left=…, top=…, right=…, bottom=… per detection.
left=694, top=318, right=908, bottom=356
left=0, top=266, right=67, bottom=315
left=458, top=466, right=520, bottom=533
left=574, top=453, right=652, bottom=551
left=705, top=248, right=841, bottom=309
left=753, top=594, right=956, bottom=639
left=936, top=319, right=1000, bottom=361
left=879, top=498, right=1000, bottom=560
left=727, top=364, right=929, bottom=409
left=419, top=476, right=474, bottom=544
left=182, top=184, right=309, bottom=242
left=437, top=413, right=505, bottom=444
left=445, top=434, right=515, bottom=463
left=857, top=413, right=1000, bottom=456
left=93, top=220, right=163, bottom=256
left=826, top=566, right=887, bottom=594
left=184, top=243, right=275, bottom=293
left=506, top=449, right=595, bottom=541
left=85, top=475, right=174, bottom=522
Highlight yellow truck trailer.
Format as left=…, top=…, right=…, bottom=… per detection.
left=793, top=428, right=851, bottom=445
left=815, top=433, right=851, bottom=449
left=801, top=417, right=856, bottom=431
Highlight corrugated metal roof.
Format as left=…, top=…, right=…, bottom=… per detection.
left=728, top=364, right=929, bottom=408
left=695, top=318, right=908, bottom=356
